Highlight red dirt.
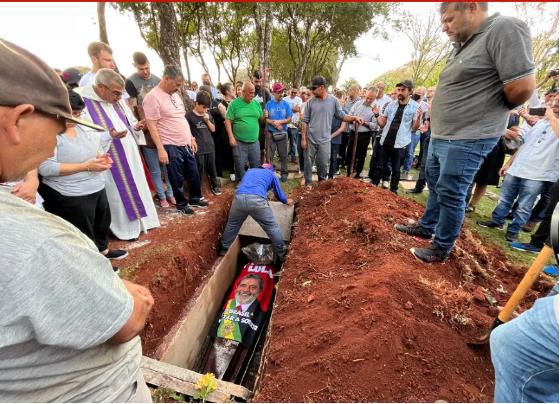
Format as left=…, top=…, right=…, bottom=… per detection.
left=254, top=177, right=553, bottom=403
left=112, top=189, right=233, bottom=357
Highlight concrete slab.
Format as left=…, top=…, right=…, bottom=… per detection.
left=238, top=201, right=295, bottom=241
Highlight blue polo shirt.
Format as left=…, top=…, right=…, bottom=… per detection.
left=236, top=168, right=288, bottom=204
left=265, top=99, right=293, bottom=133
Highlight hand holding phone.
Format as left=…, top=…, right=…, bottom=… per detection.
left=528, top=107, right=546, bottom=117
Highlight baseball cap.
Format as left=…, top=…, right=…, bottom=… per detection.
left=0, top=38, right=103, bottom=131
left=395, top=80, right=414, bottom=90
left=61, top=67, right=83, bottom=88
left=272, top=82, right=285, bottom=93
left=309, top=75, right=326, bottom=90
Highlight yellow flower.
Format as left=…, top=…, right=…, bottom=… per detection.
left=194, top=373, right=218, bottom=402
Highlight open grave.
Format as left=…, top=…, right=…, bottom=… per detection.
left=117, top=177, right=553, bottom=402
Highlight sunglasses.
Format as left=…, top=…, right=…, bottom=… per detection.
left=291, top=91, right=297, bottom=95
left=310, top=86, right=318, bottom=91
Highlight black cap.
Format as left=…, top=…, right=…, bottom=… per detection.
left=68, top=90, right=85, bottom=111
left=0, top=38, right=103, bottom=131
left=61, top=67, right=82, bottom=88
left=309, top=75, right=326, bottom=90
left=395, top=80, right=414, bottom=90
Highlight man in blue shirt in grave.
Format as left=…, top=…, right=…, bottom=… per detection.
left=219, top=164, right=290, bottom=261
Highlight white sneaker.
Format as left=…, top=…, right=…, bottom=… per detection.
left=381, top=181, right=389, bottom=189
left=312, top=165, right=317, bottom=173
left=230, top=173, right=236, bottom=181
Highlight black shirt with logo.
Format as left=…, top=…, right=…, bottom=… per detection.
left=186, top=111, right=215, bottom=155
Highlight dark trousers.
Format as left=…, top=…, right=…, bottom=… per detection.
left=164, top=144, right=202, bottom=210
left=372, top=145, right=406, bottom=193
left=346, top=131, right=372, bottom=178
left=39, top=183, right=111, bottom=251
left=417, top=130, right=430, bottom=168
left=413, top=134, right=431, bottom=191
left=196, top=151, right=220, bottom=189
left=531, top=181, right=559, bottom=249
left=339, top=132, right=350, bottom=168
left=214, top=128, right=234, bottom=177
left=368, top=134, right=390, bottom=181
left=329, top=143, right=341, bottom=179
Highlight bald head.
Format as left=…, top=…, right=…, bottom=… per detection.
left=242, top=82, right=255, bottom=103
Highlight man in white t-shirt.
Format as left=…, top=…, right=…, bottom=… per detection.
left=283, top=87, right=303, bottom=164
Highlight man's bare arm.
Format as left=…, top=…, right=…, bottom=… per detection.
left=504, top=75, right=536, bottom=108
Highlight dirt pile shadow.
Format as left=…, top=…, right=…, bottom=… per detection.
left=254, top=177, right=553, bottom=402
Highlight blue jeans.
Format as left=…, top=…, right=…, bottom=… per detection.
left=491, top=283, right=559, bottom=403
left=491, top=174, right=545, bottom=236
left=419, top=137, right=498, bottom=253
left=232, top=140, right=261, bottom=181
left=329, top=143, right=340, bottom=179
left=221, top=194, right=286, bottom=258
left=403, top=131, right=421, bottom=172
left=288, top=127, right=299, bottom=159
left=164, top=145, right=202, bottom=210
left=142, top=146, right=173, bottom=200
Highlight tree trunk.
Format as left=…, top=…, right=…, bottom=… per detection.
left=153, top=2, right=181, bottom=67
left=254, top=3, right=273, bottom=83
left=97, top=2, right=109, bottom=44
left=182, top=47, right=191, bottom=82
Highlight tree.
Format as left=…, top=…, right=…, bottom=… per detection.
left=340, top=77, right=360, bottom=91
left=399, top=10, right=451, bottom=87
left=152, top=2, right=181, bottom=67
left=515, top=2, right=559, bottom=83
left=253, top=3, right=274, bottom=84
left=97, top=2, right=109, bottom=44
left=273, top=2, right=392, bottom=88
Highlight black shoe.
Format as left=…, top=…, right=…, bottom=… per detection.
left=466, top=205, right=475, bottom=213
left=410, top=246, right=447, bottom=263
left=211, top=187, right=222, bottom=196
left=112, top=266, right=120, bottom=274
left=478, top=220, right=503, bottom=230
left=178, top=206, right=195, bottom=216
left=505, top=232, right=519, bottom=242
left=281, top=175, right=288, bottom=183
left=406, top=188, right=422, bottom=194
left=105, top=249, right=129, bottom=260
left=190, top=199, right=209, bottom=208
left=394, top=223, right=432, bottom=239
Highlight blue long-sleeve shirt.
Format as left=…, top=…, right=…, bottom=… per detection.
left=236, top=168, right=287, bottom=204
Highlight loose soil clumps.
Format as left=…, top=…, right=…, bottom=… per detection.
left=113, top=190, right=232, bottom=357
left=255, top=177, right=552, bottom=402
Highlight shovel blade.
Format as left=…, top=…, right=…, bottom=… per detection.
left=467, top=318, right=504, bottom=347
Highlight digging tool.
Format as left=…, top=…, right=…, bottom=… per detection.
left=347, top=125, right=360, bottom=177
left=467, top=244, right=555, bottom=346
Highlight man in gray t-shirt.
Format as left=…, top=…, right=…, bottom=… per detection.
left=301, top=75, right=363, bottom=185
left=0, top=39, right=154, bottom=402
left=395, top=3, right=535, bottom=263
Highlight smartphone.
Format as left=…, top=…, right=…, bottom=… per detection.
left=528, top=107, right=546, bottom=116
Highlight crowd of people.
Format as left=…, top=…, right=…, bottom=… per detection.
left=0, top=1, right=558, bottom=402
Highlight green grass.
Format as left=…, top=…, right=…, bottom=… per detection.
left=400, top=173, right=546, bottom=268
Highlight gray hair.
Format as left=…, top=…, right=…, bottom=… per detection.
left=94, top=68, right=124, bottom=88
left=440, top=2, right=488, bottom=14
left=163, top=65, right=183, bottom=80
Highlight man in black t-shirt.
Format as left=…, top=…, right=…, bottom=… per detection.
left=187, top=91, right=221, bottom=196
left=371, top=80, right=422, bottom=193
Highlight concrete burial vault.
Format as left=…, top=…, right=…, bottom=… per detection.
left=141, top=201, right=295, bottom=402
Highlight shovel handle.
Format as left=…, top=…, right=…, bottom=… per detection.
left=497, top=245, right=554, bottom=323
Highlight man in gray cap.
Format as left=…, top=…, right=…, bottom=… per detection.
left=0, top=38, right=154, bottom=402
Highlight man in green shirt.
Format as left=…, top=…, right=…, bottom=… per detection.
left=225, top=82, right=268, bottom=180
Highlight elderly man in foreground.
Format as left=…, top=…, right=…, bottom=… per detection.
left=0, top=38, right=154, bottom=402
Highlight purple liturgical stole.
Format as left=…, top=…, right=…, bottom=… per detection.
left=84, top=98, right=147, bottom=221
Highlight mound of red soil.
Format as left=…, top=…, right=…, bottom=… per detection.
left=255, top=177, right=552, bottom=402
left=113, top=190, right=232, bottom=357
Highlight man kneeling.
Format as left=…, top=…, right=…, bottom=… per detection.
left=219, top=164, right=289, bottom=260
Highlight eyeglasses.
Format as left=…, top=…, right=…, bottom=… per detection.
left=170, top=95, right=180, bottom=109
left=310, top=86, right=318, bottom=91
left=291, top=92, right=297, bottom=95
left=101, top=84, right=123, bottom=97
